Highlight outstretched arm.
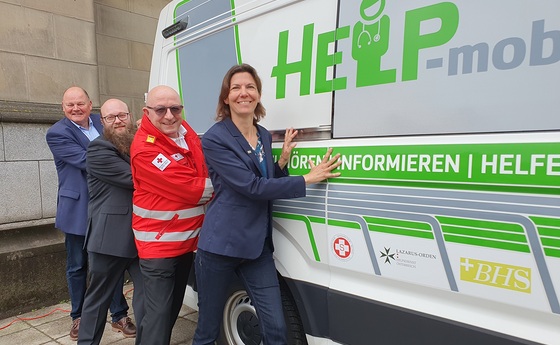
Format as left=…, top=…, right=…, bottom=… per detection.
left=46, top=129, right=88, bottom=171
left=277, top=127, right=298, bottom=170
left=303, top=148, right=341, bottom=185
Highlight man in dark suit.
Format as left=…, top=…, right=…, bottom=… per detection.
left=46, top=87, right=133, bottom=341
left=78, top=98, right=144, bottom=345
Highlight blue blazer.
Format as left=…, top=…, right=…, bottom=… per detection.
left=46, top=114, right=103, bottom=236
left=199, top=118, right=306, bottom=260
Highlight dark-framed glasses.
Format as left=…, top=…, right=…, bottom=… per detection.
left=102, top=112, right=129, bottom=123
left=146, top=105, right=184, bottom=116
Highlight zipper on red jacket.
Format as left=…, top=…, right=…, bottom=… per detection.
left=155, top=213, right=179, bottom=240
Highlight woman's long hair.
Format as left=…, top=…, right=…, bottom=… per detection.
left=216, top=63, right=266, bottom=125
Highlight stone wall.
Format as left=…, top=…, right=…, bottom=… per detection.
left=0, top=224, right=66, bottom=320
left=96, top=0, right=168, bottom=117
left=0, top=0, right=170, bottom=228
left=0, top=0, right=171, bottom=317
left=0, top=1, right=99, bottom=104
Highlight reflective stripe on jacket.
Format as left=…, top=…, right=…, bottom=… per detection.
left=131, top=115, right=212, bottom=259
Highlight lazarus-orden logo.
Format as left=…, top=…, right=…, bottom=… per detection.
left=460, top=257, right=531, bottom=293
left=271, top=0, right=560, bottom=98
left=380, top=247, right=437, bottom=269
left=379, top=247, right=396, bottom=263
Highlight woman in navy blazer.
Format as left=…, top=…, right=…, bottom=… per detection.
left=193, top=64, right=341, bottom=345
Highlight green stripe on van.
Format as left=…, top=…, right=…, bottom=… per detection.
left=364, top=216, right=432, bottom=231
left=536, top=226, right=560, bottom=238
left=441, top=225, right=527, bottom=242
left=308, top=216, right=326, bottom=224
left=327, top=178, right=560, bottom=196
left=544, top=247, right=560, bottom=258
left=530, top=216, right=560, bottom=228
left=272, top=143, right=560, bottom=196
left=541, top=237, right=560, bottom=248
left=328, top=219, right=361, bottom=229
left=273, top=212, right=320, bottom=261
left=529, top=216, right=560, bottom=258
left=367, top=224, right=435, bottom=239
left=436, top=216, right=525, bottom=233
left=364, top=216, right=434, bottom=239
left=443, top=235, right=531, bottom=252
left=436, top=216, right=529, bottom=253
left=231, top=0, right=242, bottom=64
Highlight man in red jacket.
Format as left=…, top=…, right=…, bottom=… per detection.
left=130, top=85, right=213, bottom=345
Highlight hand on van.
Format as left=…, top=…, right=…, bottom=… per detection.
left=303, top=147, right=341, bottom=184
left=278, top=127, right=298, bottom=169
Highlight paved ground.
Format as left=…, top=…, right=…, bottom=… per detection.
left=0, top=283, right=198, bottom=345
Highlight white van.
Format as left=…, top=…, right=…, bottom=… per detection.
left=149, top=1, right=560, bottom=344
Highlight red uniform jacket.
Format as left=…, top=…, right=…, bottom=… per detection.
left=130, top=115, right=212, bottom=259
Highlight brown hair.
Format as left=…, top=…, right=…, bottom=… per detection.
left=216, top=63, right=266, bottom=124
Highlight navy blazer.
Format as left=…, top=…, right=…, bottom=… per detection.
left=46, top=114, right=103, bottom=236
left=199, top=118, right=306, bottom=260
left=85, top=136, right=137, bottom=258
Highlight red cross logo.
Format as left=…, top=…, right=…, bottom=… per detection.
left=157, top=158, right=163, bottom=163
left=333, top=236, right=351, bottom=259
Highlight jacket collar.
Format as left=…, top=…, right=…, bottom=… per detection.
left=223, top=117, right=271, bottom=177
left=62, top=114, right=102, bottom=148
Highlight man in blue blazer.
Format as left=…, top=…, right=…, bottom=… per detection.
left=46, top=87, right=133, bottom=341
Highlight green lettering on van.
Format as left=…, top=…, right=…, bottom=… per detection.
left=273, top=142, right=560, bottom=195
left=315, top=26, right=350, bottom=93
left=402, top=2, right=459, bottom=81
left=271, top=24, right=314, bottom=99
left=352, top=15, right=396, bottom=86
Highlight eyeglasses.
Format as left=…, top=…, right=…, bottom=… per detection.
left=102, top=112, right=129, bottom=123
left=146, top=105, right=184, bottom=116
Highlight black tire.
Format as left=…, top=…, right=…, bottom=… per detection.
left=280, top=280, right=308, bottom=345
left=217, top=279, right=308, bottom=345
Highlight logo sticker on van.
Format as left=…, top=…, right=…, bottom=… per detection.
left=333, top=235, right=353, bottom=260
left=460, top=257, right=531, bottom=293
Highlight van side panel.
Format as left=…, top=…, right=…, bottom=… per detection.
left=151, top=0, right=560, bottom=344
left=272, top=133, right=560, bottom=344
left=235, top=0, right=338, bottom=132
left=285, top=278, right=539, bottom=345
left=333, top=1, right=560, bottom=138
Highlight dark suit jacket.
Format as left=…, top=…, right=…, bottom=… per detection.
left=46, top=114, right=102, bottom=236
left=85, top=135, right=137, bottom=258
left=198, top=118, right=306, bottom=260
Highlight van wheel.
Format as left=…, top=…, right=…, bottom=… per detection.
left=218, top=281, right=308, bottom=345
left=220, top=290, right=263, bottom=345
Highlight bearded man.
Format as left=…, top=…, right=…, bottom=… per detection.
left=78, top=99, right=145, bottom=345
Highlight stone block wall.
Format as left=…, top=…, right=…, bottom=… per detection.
left=0, top=0, right=171, bottom=230
left=0, top=1, right=99, bottom=104
left=0, top=224, right=66, bottom=320
left=0, top=0, right=171, bottom=317
left=95, top=0, right=171, bottom=118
